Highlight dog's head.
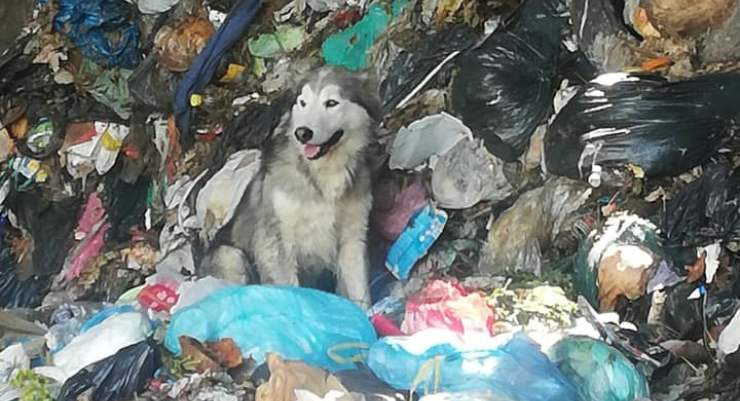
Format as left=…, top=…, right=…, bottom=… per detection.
left=288, top=66, right=381, bottom=161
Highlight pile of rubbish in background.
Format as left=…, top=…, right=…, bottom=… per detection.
left=1, top=0, right=740, bottom=399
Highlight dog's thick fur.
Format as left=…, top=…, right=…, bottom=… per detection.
left=203, top=66, right=381, bottom=308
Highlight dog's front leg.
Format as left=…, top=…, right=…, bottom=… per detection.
left=336, top=193, right=372, bottom=310
left=252, top=223, right=300, bottom=286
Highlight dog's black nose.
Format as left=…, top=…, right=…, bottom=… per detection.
left=294, top=127, right=313, bottom=143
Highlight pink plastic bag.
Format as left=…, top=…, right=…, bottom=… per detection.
left=371, top=177, right=428, bottom=242
left=402, top=278, right=495, bottom=336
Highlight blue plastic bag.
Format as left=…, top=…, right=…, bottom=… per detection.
left=53, top=0, right=140, bottom=69
left=368, top=330, right=578, bottom=401
left=164, top=286, right=377, bottom=372
left=385, top=204, right=448, bottom=280
left=547, top=337, right=650, bottom=401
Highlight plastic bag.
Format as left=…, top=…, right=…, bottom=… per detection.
left=164, top=286, right=378, bottom=372
left=479, top=177, right=591, bottom=276
left=322, top=3, right=392, bottom=71
left=378, top=25, right=478, bottom=113
left=58, top=340, right=159, bottom=401
left=661, top=163, right=740, bottom=247
left=53, top=311, right=151, bottom=380
left=367, top=330, right=578, bottom=400
left=544, top=72, right=740, bottom=184
left=450, top=0, right=567, bottom=162
left=402, top=279, right=495, bottom=336
left=547, top=337, right=650, bottom=401
left=431, top=138, right=515, bottom=209
left=572, top=212, right=663, bottom=311
left=0, top=248, right=45, bottom=309
left=569, top=0, right=636, bottom=72
left=388, top=113, right=471, bottom=171
left=53, top=0, right=141, bottom=69
left=371, top=175, right=428, bottom=242
left=128, top=55, right=178, bottom=111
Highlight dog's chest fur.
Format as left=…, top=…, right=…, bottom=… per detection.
left=268, top=152, right=357, bottom=266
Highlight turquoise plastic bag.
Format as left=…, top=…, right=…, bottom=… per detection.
left=547, top=336, right=650, bottom=401
left=367, top=330, right=578, bottom=401
left=164, top=286, right=377, bottom=372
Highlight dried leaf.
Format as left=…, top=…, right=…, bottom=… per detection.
left=686, top=250, right=706, bottom=283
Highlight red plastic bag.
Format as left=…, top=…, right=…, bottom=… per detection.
left=402, top=279, right=495, bottom=335
left=138, top=284, right=179, bottom=312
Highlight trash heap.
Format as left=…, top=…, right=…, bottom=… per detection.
left=2, top=0, right=740, bottom=400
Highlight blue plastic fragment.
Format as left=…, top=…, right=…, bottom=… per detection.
left=385, top=203, right=448, bottom=280
left=53, top=0, right=141, bottom=69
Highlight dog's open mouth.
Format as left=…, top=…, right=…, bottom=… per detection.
left=303, top=130, right=344, bottom=160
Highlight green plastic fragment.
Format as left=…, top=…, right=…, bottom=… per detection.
left=321, top=4, right=391, bottom=71
left=248, top=25, right=306, bottom=59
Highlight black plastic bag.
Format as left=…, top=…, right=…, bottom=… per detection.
left=380, top=25, right=478, bottom=113
left=128, top=55, right=179, bottom=111
left=544, top=72, right=740, bottom=183
left=451, top=0, right=567, bottom=162
left=662, top=164, right=740, bottom=247
left=104, top=176, right=151, bottom=243
left=4, top=191, right=80, bottom=277
left=570, top=0, right=637, bottom=72
left=58, top=340, right=160, bottom=401
left=0, top=248, right=45, bottom=309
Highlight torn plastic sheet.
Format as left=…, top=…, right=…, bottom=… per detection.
left=196, top=149, right=261, bottom=243
left=431, top=138, right=514, bottom=209
left=61, top=122, right=130, bottom=182
left=388, top=113, right=472, bottom=170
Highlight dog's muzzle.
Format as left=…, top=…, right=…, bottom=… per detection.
left=297, top=129, right=345, bottom=160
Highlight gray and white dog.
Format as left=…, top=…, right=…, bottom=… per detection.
left=203, top=66, right=381, bottom=309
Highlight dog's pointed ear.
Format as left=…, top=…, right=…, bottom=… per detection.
left=355, top=68, right=383, bottom=122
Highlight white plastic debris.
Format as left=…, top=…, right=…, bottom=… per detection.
left=196, top=149, right=261, bottom=243
left=389, top=113, right=472, bottom=171
left=63, top=122, right=130, bottom=181
left=0, top=344, right=29, bottom=401
left=125, top=0, right=180, bottom=14
left=700, top=242, right=721, bottom=284
left=305, top=0, right=346, bottom=12
left=718, top=308, right=740, bottom=358
left=52, top=312, right=151, bottom=381
left=295, top=389, right=349, bottom=401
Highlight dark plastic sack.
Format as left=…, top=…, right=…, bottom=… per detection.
left=662, top=283, right=740, bottom=341
left=0, top=248, right=45, bottom=309
left=4, top=191, right=80, bottom=277
left=380, top=25, right=478, bottom=113
left=451, top=0, right=567, bottom=162
left=662, top=163, right=740, bottom=247
left=128, top=55, right=179, bottom=111
left=569, top=0, right=636, bottom=72
left=58, top=340, right=160, bottom=401
left=104, top=176, right=151, bottom=243
left=53, top=0, right=141, bottom=69
left=544, top=72, right=740, bottom=183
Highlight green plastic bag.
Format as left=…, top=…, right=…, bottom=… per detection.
left=548, top=337, right=650, bottom=401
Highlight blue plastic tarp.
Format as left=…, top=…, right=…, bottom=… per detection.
left=173, top=0, right=262, bottom=146
left=164, top=285, right=378, bottom=372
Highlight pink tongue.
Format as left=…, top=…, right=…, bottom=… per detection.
left=303, top=144, right=320, bottom=158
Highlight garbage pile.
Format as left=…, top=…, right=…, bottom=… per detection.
left=2, top=0, right=740, bottom=400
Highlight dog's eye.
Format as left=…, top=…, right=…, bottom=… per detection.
left=324, top=100, right=339, bottom=108
left=299, top=99, right=306, bottom=107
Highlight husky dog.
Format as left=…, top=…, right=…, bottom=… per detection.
left=203, top=66, right=381, bottom=308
